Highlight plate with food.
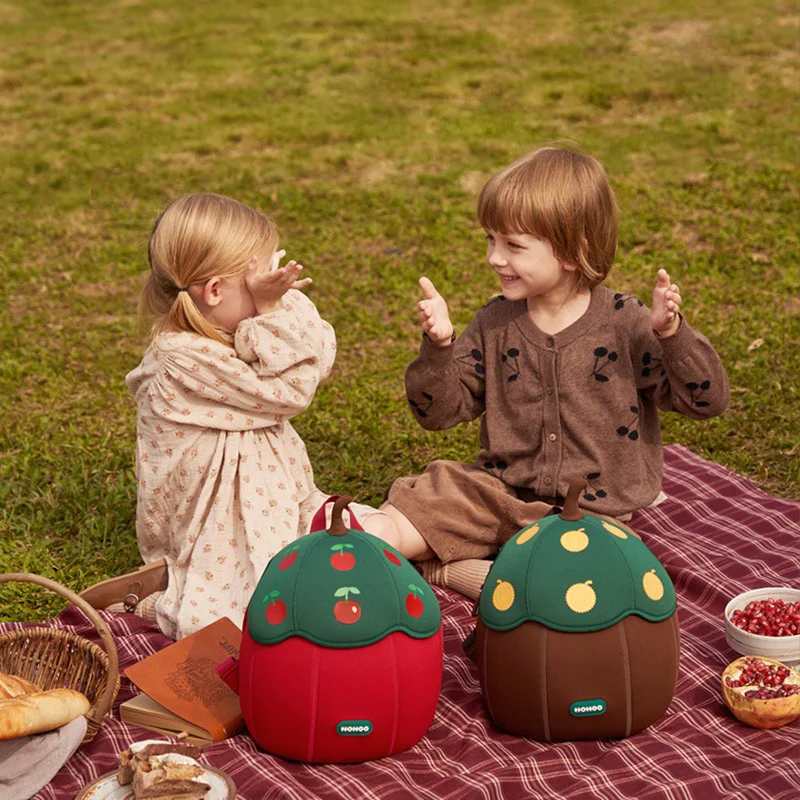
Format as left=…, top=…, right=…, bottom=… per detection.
left=75, top=739, right=235, bottom=800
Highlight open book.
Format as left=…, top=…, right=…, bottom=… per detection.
left=120, top=617, right=244, bottom=743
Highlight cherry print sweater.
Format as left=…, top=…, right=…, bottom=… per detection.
left=405, top=285, right=730, bottom=518
left=126, top=290, right=338, bottom=639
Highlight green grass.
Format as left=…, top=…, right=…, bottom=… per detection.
left=1, top=0, right=798, bottom=620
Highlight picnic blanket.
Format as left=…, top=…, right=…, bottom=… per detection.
left=3, top=445, right=799, bottom=800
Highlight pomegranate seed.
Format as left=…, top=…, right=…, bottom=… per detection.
left=727, top=656, right=800, bottom=699
left=730, top=598, right=800, bottom=637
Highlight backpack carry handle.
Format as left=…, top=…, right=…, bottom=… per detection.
left=309, top=495, right=365, bottom=533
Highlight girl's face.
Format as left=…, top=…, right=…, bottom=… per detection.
left=210, top=273, right=258, bottom=333
left=197, top=247, right=276, bottom=333
left=485, top=230, right=576, bottom=301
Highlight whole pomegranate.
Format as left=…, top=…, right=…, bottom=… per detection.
left=721, top=656, right=800, bottom=729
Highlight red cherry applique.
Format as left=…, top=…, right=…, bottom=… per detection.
left=384, top=549, right=401, bottom=567
left=405, top=583, right=424, bottom=618
left=263, top=590, right=287, bottom=624
left=330, top=542, right=356, bottom=571
left=333, top=586, right=361, bottom=624
left=279, top=547, right=299, bottom=571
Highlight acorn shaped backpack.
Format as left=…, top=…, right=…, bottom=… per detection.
left=475, top=479, right=680, bottom=742
left=217, top=496, right=443, bottom=763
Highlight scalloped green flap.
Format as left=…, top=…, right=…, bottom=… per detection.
left=479, top=513, right=676, bottom=633
left=247, top=528, right=441, bottom=648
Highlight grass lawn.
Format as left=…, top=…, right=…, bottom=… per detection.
left=1, top=0, right=798, bottom=620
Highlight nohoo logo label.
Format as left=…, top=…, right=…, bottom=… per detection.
left=336, top=720, right=373, bottom=736
left=569, top=699, right=607, bottom=717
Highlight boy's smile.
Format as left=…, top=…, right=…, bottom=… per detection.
left=485, top=230, right=576, bottom=302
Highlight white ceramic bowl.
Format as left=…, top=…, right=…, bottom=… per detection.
left=724, top=587, right=800, bottom=666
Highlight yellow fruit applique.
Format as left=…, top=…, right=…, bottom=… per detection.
left=601, top=520, right=628, bottom=539
left=560, top=527, right=589, bottom=553
left=492, top=580, right=515, bottom=612
left=516, top=524, right=539, bottom=545
left=566, top=581, right=596, bottom=613
left=643, top=569, right=665, bottom=601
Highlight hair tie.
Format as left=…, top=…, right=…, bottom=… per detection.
left=177, top=286, right=190, bottom=292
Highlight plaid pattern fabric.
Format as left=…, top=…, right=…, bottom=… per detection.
left=3, top=445, right=799, bottom=800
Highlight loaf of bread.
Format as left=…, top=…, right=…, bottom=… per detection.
left=0, top=671, right=41, bottom=699
left=0, top=688, right=90, bottom=741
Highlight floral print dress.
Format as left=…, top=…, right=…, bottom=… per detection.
left=126, top=290, right=375, bottom=639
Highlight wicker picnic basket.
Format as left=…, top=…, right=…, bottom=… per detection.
left=0, top=572, right=120, bottom=744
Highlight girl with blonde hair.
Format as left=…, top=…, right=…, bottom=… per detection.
left=81, top=194, right=384, bottom=639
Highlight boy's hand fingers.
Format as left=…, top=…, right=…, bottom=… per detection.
left=656, top=268, right=670, bottom=287
left=291, top=278, right=313, bottom=289
left=419, top=276, right=438, bottom=300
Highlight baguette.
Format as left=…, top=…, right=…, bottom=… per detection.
left=0, top=671, right=41, bottom=699
left=0, top=688, right=90, bottom=741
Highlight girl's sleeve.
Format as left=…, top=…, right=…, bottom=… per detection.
left=235, top=290, right=336, bottom=381
left=148, top=291, right=336, bottom=430
left=632, top=306, right=730, bottom=418
left=405, top=312, right=486, bottom=430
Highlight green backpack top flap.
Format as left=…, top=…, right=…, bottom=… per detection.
left=247, top=497, right=441, bottom=648
left=479, top=480, right=676, bottom=633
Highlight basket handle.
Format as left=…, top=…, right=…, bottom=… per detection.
left=0, top=572, right=120, bottom=724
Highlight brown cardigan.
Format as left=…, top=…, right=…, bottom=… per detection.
left=405, top=285, right=730, bottom=518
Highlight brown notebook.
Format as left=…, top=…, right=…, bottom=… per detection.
left=123, top=617, right=244, bottom=742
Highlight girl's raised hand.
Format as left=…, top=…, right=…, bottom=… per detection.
left=418, top=276, right=454, bottom=346
left=651, top=268, right=682, bottom=337
left=246, top=249, right=313, bottom=314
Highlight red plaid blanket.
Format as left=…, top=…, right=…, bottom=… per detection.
left=4, top=445, right=799, bottom=799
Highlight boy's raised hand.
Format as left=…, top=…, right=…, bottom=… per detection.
left=246, top=249, right=313, bottom=314
left=418, top=277, right=454, bottom=346
left=651, top=268, right=682, bottom=337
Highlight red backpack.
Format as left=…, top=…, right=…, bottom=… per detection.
left=218, top=496, right=443, bottom=762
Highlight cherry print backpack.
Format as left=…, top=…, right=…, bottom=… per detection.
left=217, top=496, right=442, bottom=762
left=473, top=478, right=680, bottom=741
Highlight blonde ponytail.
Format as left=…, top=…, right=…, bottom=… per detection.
left=139, top=194, right=279, bottom=344
left=170, top=291, right=225, bottom=343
